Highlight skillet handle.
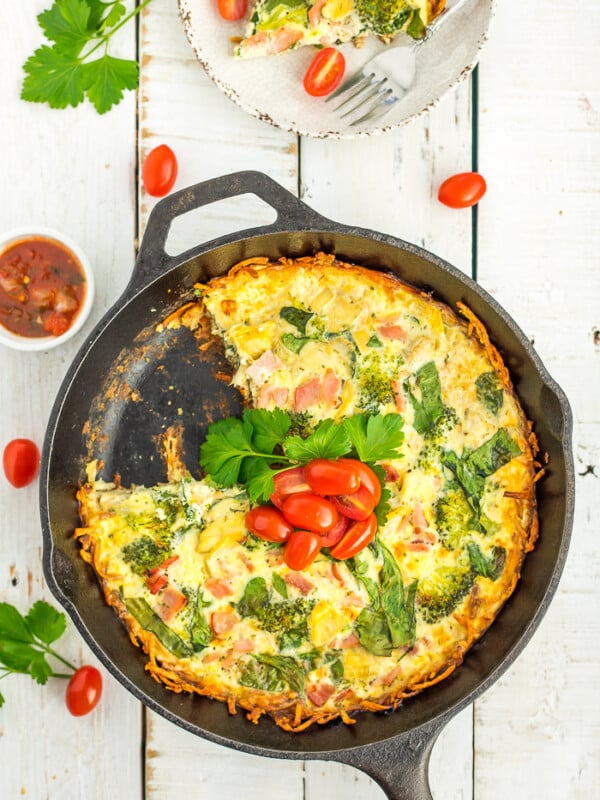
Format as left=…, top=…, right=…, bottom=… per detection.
left=330, top=722, right=444, bottom=800
left=127, top=170, right=328, bottom=298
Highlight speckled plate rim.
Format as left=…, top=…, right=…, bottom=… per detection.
left=178, top=0, right=496, bottom=139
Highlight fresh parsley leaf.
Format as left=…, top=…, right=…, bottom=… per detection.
left=242, top=459, right=278, bottom=505
left=0, top=603, right=34, bottom=644
left=0, top=641, right=37, bottom=673
left=343, top=412, right=404, bottom=462
left=200, top=416, right=257, bottom=486
left=25, top=600, right=67, bottom=645
left=84, top=54, right=138, bottom=115
left=284, top=418, right=352, bottom=461
left=244, top=408, right=291, bottom=453
left=29, top=654, right=54, bottom=685
left=38, top=0, right=91, bottom=54
left=22, top=0, right=150, bottom=114
left=22, top=45, right=87, bottom=109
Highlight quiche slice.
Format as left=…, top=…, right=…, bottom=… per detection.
left=235, top=0, right=445, bottom=58
left=76, top=254, right=539, bottom=731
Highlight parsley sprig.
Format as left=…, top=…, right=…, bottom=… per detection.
left=200, top=409, right=404, bottom=509
left=0, top=600, right=76, bottom=707
left=22, top=0, right=152, bottom=114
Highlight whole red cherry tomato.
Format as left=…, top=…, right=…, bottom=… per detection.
left=245, top=506, right=294, bottom=543
left=270, top=466, right=310, bottom=509
left=217, top=0, right=248, bottom=20
left=329, top=513, right=378, bottom=560
left=284, top=531, right=322, bottom=570
left=304, top=459, right=360, bottom=496
left=303, top=47, right=345, bottom=97
left=142, top=144, right=178, bottom=197
left=438, top=172, right=487, bottom=208
left=3, top=439, right=40, bottom=488
left=65, top=665, right=103, bottom=716
left=281, top=493, right=338, bottom=533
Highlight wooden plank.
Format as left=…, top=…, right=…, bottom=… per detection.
left=0, top=4, right=142, bottom=799
left=301, top=83, right=476, bottom=800
left=475, top=0, right=600, bottom=797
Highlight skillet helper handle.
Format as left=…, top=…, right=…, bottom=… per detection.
left=333, top=725, right=441, bottom=800
left=128, top=170, right=327, bottom=298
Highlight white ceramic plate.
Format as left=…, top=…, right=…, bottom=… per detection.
left=178, top=0, right=494, bottom=139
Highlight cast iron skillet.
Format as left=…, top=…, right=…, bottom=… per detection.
left=40, top=171, right=574, bottom=800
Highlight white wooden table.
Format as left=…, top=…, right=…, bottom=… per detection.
left=1, top=2, right=598, bottom=798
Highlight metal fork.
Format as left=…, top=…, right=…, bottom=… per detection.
left=326, top=0, right=473, bottom=126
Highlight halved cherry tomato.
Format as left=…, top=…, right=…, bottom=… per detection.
left=331, top=485, right=376, bottom=521
left=303, top=47, right=345, bottom=97
left=217, top=0, right=248, bottom=20
left=438, top=172, right=487, bottom=209
left=304, top=459, right=360, bottom=496
left=319, top=513, right=349, bottom=548
left=245, top=506, right=294, bottom=543
left=2, top=439, right=40, bottom=488
left=142, top=144, right=178, bottom=197
left=284, top=531, right=322, bottom=570
left=281, top=493, right=338, bottom=533
left=270, top=466, right=310, bottom=509
left=65, top=665, right=102, bottom=716
left=329, top=513, right=377, bottom=560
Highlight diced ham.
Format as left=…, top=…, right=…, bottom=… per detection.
left=284, top=571, right=314, bottom=595
left=330, top=562, right=347, bottom=586
left=322, top=369, right=341, bottom=405
left=246, top=350, right=282, bottom=384
left=383, top=665, right=403, bottom=686
left=307, top=682, right=335, bottom=707
left=340, top=632, right=360, bottom=649
left=233, top=638, right=254, bottom=653
left=406, top=542, right=430, bottom=552
left=343, top=594, right=364, bottom=608
left=205, top=577, right=233, bottom=598
left=308, top=0, right=327, bottom=27
left=210, top=609, right=239, bottom=637
left=294, top=378, right=322, bottom=412
left=155, top=585, right=188, bottom=623
left=378, top=324, right=407, bottom=340
left=411, top=500, right=429, bottom=535
left=203, top=650, right=221, bottom=663
left=391, top=379, right=406, bottom=412
left=267, top=27, right=303, bottom=54
left=257, top=384, right=289, bottom=409
left=381, top=462, right=401, bottom=482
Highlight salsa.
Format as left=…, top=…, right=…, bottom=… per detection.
left=0, top=236, right=86, bottom=338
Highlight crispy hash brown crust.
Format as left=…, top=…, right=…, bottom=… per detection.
left=76, top=254, right=538, bottom=731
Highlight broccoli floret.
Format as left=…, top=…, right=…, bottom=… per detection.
left=435, top=483, right=478, bottom=550
left=416, top=566, right=474, bottom=624
left=354, top=1, right=425, bottom=38
left=286, top=410, right=313, bottom=438
left=357, top=352, right=403, bottom=413
left=121, top=535, right=172, bottom=576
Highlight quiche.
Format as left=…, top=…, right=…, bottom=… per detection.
left=76, top=253, right=539, bottom=731
left=235, top=0, right=446, bottom=58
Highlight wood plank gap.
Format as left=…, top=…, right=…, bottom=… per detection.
left=141, top=705, right=148, bottom=800
left=471, top=65, right=479, bottom=283
left=297, top=136, right=302, bottom=199
left=471, top=703, right=476, bottom=800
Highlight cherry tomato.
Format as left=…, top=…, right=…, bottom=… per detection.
left=340, top=460, right=381, bottom=504
left=2, top=439, right=40, bottom=488
left=65, top=665, right=103, bottom=716
left=331, top=485, right=377, bottom=521
left=319, top=513, right=349, bottom=548
left=245, top=506, right=294, bottom=543
left=304, top=459, right=360, bottom=496
left=217, top=0, right=248, bottom=20
left=438, top=172, right=487, bottom=209
left=142, top=144, right=178, bottom=197
left=270, top=466, right=310, bottom=509
left=303, top=47, right=345, bottom=97
left=329, top=513, right=378, bottom=560
left=281, top=493, right=339, bottom=533
left=284, top=531, right=322, bottom=570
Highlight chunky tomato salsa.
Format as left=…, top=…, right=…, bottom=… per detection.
left=0, top=236, right=86, bottom=338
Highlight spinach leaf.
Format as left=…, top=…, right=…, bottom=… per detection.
left=475, top=371, right=504, bottom=415
left=237, top=577, right=270, bottom=618
left=239, top=654, right=305, bottom=695
left=189, top=592, right=212, bottom=651
left=279, top=306, right=314, bottom=334
left=124, top=597, right=192, bottom=658
left=272, top=572, right=288, bottom=599
left=380, top=544, right=417, bottom=649
left=355, top=607, right=394, bottom=656
left=281, top=333, right=311, bottom=354
left=403, top=361, right=446, bottom=436
left=467, top=542, right=506, bottom=581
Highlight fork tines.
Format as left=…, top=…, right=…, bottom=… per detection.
left=326, top=72, right=400, bottom=126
